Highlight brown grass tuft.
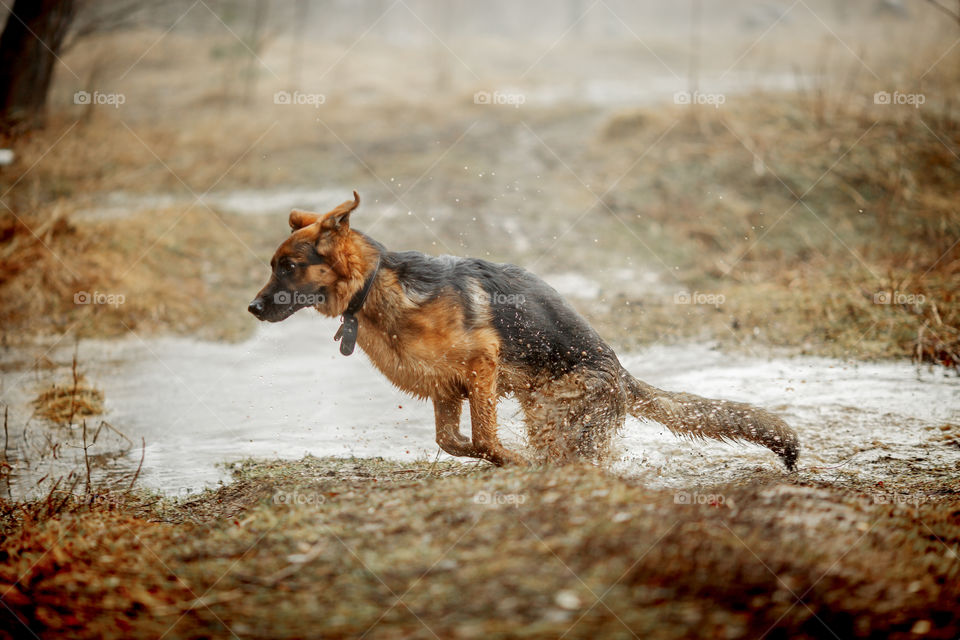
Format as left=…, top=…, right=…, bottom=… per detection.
left=31, top=375, right=104, bottom=425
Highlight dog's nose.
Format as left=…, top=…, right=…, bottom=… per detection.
left=248, top=298, right=264, bottom=316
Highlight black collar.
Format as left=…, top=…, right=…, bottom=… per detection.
left=333, top=253, right=381, bottom=356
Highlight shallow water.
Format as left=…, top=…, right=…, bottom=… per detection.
left=1, top=313, right=957, bottom=498
left=616, top=347, right=959, bottom=488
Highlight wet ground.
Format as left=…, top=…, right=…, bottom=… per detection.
left=2, top=309, right=956, bottom=499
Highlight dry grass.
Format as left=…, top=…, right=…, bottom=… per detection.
left=0, top=203, right=275, bottom=344
left=4, top=88, right=958, bottom=365
left=1, top=22, right=958, bottom=366
left=585, top=74, right=960, bottom=365
left=4, top=72, right=958, bottom=364
left=1, top=457, right=958, bottom=639
left=31, top=375, right=103, bottom=425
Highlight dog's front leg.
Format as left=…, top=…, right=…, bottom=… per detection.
left=467, top=356, right=524, bottom=466
left=433, top=395, right=479, bottom=458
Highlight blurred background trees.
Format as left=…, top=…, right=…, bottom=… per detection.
left=0, top=0, right=76, bottom=134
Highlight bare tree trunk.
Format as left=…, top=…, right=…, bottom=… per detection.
left=242, top=0, right=268, bottom=104
left=434, top=0, right=452, bottom=92
left=688, top=0, right=701, bottom=96
left=0, top=0, right=77, bottom=135
left=289, top=0, right=307, bottom=91
left=568, top=0, right=585, bottom=37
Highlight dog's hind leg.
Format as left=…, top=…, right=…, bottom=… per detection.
left=466, top=355, right=524, bottom=466
left=571, top=368, right=628, bottom=462
left=433, top=394, right=479, bottom=458
left=519, top=368, right=627, bottom=464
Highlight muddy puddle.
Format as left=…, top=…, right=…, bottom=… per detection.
left=1, top=313, right=957, bottom=499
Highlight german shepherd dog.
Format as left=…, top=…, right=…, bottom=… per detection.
left=249, top=192, right=799, bottom=469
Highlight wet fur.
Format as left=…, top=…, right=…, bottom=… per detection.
left=250, top=192, right=799, bottom=469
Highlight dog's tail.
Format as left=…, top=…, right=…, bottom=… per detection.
left=620, top=369, right=799, bottom=470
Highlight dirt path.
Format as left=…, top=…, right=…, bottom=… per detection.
left=2, top=457, right=958, bottom=639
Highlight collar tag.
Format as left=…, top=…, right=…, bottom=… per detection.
left=334, top=314, right=359, bottom=355
left=332, top=253, right=381, bottom=357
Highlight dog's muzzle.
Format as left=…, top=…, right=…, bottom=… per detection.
left=248, top=297, right=265, bottom=318
left=247, top=291, right=311, bottom=322
left=248, top=296, right=293, bottom=322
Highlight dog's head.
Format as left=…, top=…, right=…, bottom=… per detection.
left=248, top=191, right=367, bottom=322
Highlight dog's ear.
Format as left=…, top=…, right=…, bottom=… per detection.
left=289, top=209, right=321, bottom=231
left=318, top=191, right=360, bottom=233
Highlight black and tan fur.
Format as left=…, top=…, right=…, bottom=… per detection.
left=248, top=192, right=799, bottom=469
